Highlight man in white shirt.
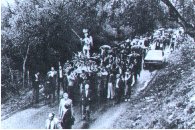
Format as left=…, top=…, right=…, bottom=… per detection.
left=45, top=113, right=60, bottom=129
left=33, top=72, right=40, bottom=104
left=66, top=71, right=76, bottom=102
left=48, top=67, right=57, bottom=103
left=58, top=93, right=73, bottom=120
left=107, top=74, right=114, bottom=99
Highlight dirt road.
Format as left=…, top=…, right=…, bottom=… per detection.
left=1, top=47, right=171, bottom=129
left=1, top=68, right=156, bottom=129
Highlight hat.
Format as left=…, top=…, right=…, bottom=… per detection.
left=83, top=29, right=88, bottom=33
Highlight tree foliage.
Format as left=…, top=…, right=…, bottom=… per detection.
left=1, top=0, right=194, bottom=100
left=161, top=0, right=195, bottom=38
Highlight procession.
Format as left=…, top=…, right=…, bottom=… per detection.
left=31, top=27, right=186, bottom=129
left=2, top=0, right=195, bottom=128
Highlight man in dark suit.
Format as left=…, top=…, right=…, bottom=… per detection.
left=115, top=74, right=123, bottom=104
left=58, top=65, right=64, bottom=102
left=126, top=70, right=134, bottom=101
left=33, top=72, right=40, bottom=104
left=61, top=104, right=73, bottom=129
left=132, top=59, right=138, bottom=82
left=81, top=84, right=92, bottom=120
left=155, top=39, right=161, bottom=50
left=144, top=37, right=150, bottom=47
left=100, top=67, right=108, bottom=99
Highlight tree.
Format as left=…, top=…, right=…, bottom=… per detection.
left=2, top=0, right=194, bottom=100
left=161, top=0, right=195, bottom=38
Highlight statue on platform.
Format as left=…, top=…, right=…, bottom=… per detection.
left=80, top=29, right=93, bottom=58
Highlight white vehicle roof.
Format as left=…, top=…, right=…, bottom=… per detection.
left=145, top=50, right=164, bottom=61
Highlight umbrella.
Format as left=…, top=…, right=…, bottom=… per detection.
left=127, top=54, right=133, bottom=57
left=90, top=55, right=100, bottom=60
left=100, top=45, right=111, bottom=49
left=127, top=53, right=140, bottom=57
left=132, top=45, right=147, bottom=50
left=131, top=45, right=142, bottom=49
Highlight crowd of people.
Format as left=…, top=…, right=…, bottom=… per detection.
left=32, top=27, right=186, bottom=129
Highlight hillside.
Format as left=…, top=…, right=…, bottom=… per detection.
left=112, top=38, right=195, bottom=128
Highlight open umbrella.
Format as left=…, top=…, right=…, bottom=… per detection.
left=100, top=45, right=111, bottom=49
left=127, top=53, right=140, bottom=57
left=131, top=45, right=142, bottom=49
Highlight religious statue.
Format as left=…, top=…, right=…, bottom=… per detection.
left=80, top=29, right=93, bottom=58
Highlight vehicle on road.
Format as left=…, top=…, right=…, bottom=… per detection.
left=144, top=50, right=165, bottom=68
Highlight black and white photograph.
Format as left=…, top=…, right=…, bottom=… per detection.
left=1, top=0, right=195, bottom=129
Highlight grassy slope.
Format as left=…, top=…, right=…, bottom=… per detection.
left=113, top=40, right=195, bottom=128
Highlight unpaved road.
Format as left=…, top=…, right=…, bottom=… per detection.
left=1, top=47, right=170, bottom=129
left=1, top=68, right=156, bottom=129
left=1, top=105, right=58, bottom=129
left=88, top=69, right=157, bottom=129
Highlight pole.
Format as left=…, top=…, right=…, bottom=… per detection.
left=71, top=29, right=83, bottom=47
left=71, top=29, right=81, bottom=39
